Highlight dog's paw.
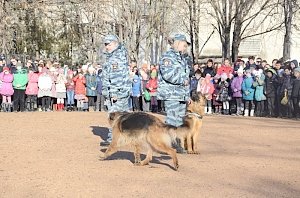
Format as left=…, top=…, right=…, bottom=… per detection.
left=98, top=153, right=106, bottom=161
left=193, top=150, right=201, bottom=155
left=174, top=163, right=179, bottom=171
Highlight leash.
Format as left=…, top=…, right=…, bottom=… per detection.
left=185, top=112, right=203, bottom=119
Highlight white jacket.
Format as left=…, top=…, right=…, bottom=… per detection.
left=38, top=74, right=52, bottom=90
left=55, top=75, right=67, bottom=92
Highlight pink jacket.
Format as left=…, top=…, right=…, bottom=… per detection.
left=25, top=72, right=39, bottom=95
left=0, top=72, right=14, bottom=96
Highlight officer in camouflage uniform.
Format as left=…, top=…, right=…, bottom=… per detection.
left=100, top=34, right=131, bottom=146
left=157, top=34, right=190, bottom=151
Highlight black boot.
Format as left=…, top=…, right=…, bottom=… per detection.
left=6, top=103, right=12, bottom=112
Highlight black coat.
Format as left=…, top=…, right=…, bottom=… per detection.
left=292, top=78, right=300, bottom=98
left=265, top=76, right=276, bottom=97
left=203, top=66, right=215, bottom=77
left=280, top=74, right=293, bottom=97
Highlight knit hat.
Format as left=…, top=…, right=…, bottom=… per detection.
left=294, top=67, right=300, bottom=73
left=3, top=66, right=9, bottom=72
left=237, top=68, right=244, bottom=74
left=291, top=60, right=299, bottom=68
left=266, top=68, right=276, bottom=75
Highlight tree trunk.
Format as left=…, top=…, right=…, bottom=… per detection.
left=188, top=0, right=195, bottom=63
left=192, top=0, right=200, bottom=62
left=283, top=0, right=293, bottom=62
left=222, top=26, right=231, bottom=60
left=232, top=19, right=242, bottom=63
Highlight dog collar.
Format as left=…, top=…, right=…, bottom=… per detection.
left=186, top=112, right=203, bottom=119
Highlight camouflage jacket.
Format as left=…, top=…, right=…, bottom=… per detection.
left=157, top=48, right=190, bottom=101
left=102, top=44, right=131, bottom=99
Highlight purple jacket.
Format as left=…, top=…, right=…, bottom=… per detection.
left=231, top=76, right=243, bottom=98
left=0, top=72, right=14, bottom=96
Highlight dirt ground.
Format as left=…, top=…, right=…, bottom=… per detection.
left=0, top=112, right=299, bottom=198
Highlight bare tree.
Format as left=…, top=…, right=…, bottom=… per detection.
left=282, top=0, right=299, bottom=61
left=210, top=0, right=234, bottom=60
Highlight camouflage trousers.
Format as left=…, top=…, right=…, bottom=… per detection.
left=106, top=97, right=129, bottom=142
left=164, top=100, right=187, bottom=127
left=106, top=97, right=130, bottom=113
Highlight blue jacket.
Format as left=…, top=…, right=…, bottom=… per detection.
left=85, top=73, right=97, bottom=96
left=132, top=74, right=141, bottom=97
left=242, top=76, right=255, bottom=100
left=157, top=48, right=190, bottom=101
left=253, top=74, right=266, bottom=101
left=102, top=44, right=131, bottom=99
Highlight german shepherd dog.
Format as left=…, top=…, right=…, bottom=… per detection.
left=100, top=94, right=205, bottom=170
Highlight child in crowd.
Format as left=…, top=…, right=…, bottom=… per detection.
left=0, top=67, right=14, bottom=112
left=49, top=67, right=57, bottom=110
left=85, top=66, right=97, bottom=111
left=146, top=69, right=158, bottom=112
left=198, top=73, right=214, bottom=114
left=66, top=70, right=75, bottom=111
left=217, top=58, right=233, bottom=78
left=74, top=72, right=86, bottom=111
left=38, top=67, right=53, bottom=112
left=231, top=68, right=244, bottom=115
left=190, top=69, right=202, bottom=97
left=253, top=69, right=266, bottom=117
left=131, top=66, right=141, bottom=111
left=13, top=63, right=28, bottom=112
left=242, top=70, right=255, bottom=116
left=56, top=68, right=67, bottom=111
left=217, top=73, right=230, bottom=115
left=292, top=68, right=300, bottom=119
left=96, top=68, right=106, bottom=112
left=25, top=67, right=39, bottom=111
left=212, top=78, right=222, bottom=114
left=265, top=69, right=277, bottom=117
left=280, top=67, right=293, bottom=118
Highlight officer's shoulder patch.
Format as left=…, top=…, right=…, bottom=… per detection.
left=112, top=63, right=118, bottom=70
left=164, top=59, right=170, bottom=66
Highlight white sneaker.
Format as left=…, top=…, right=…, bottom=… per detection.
left=250, top=110, right=255, bottom=117
left=244, top=109, right=249, bottom=117
left=207, top=107, right=212, bottom=114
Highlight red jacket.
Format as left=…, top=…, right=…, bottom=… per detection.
left=217, top=65, right=233, bottom=77
left=73, top=76, right=86, bottom=95
left=146, top=78, right=158, bottom=93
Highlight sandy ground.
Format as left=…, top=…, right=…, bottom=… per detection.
left=0, top=112, right=300, bottom=198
